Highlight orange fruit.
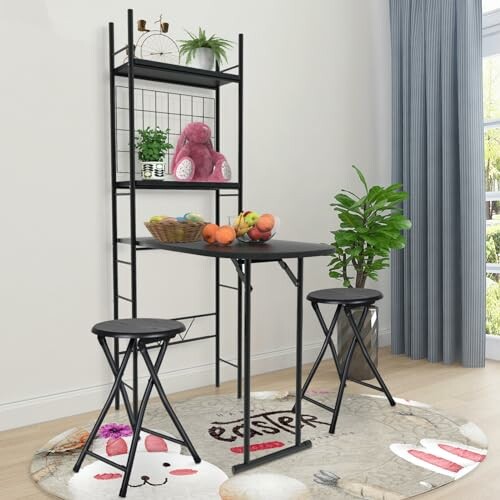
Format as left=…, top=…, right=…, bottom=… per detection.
left=215, top=225, right=236, bottom=245
left=202, top=223, right=219, bottom=244
left=256, top=214, right=275, bottom=232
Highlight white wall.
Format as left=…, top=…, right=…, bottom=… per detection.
left=0, top=0, right=391, bottom=430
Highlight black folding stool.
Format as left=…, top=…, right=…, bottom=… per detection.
left=295, top=288, right=396, bottom=433
left=73, top=318, right=201, bottom=498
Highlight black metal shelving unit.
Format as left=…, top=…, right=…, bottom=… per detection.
left=108, top=9, right=243, bottom=414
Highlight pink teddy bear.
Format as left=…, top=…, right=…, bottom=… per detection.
left=171, top=122, right=231, bottom=182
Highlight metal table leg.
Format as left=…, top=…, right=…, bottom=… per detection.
left=237, top=259, right=243, bottom=399
left=243, top=259, right=251, bottom=465
left=232, top=257, right=312, bottom=474
left=295, top=257, right=303, bottom=446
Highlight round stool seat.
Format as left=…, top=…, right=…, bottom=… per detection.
left=307, top=288, right=383, bottom=305
left=91, top=318, right=185, bottom=340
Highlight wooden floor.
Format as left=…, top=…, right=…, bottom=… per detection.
left=1, top=348, right=499, bottom=499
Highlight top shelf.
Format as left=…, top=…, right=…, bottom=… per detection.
left=114, top=59, right=240, bottom=89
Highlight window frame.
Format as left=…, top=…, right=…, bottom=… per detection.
left=483, top=7, right=500, bottom=350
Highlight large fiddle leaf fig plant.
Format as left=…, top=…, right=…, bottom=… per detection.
left=329, top=166, right=411, bottom=288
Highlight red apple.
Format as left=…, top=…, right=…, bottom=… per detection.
left=259, top=231, right=272, bottom=241
left=248, top=227, right=263, bottom=241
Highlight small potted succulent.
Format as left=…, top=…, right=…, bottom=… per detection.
left=179, top=28, right=233, bottom=71
left=135, top=127, right=173, bottom=180
left=329, top=166, right=411, bottom=380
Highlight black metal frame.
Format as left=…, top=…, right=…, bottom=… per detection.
left=295, top=300, right=396, bottom=434
left=73, top=336, right=201, bottom=498
left=231, top=257, right=312, bottom=474
left=108, top=9, right=244, bottom=410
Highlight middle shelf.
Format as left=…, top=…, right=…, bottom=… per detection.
left=116, top=180, right=240, bottom=191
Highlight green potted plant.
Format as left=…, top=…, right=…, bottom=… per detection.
left=179, top=28, right=233, bottom=71
left=329, top=166, right=411, bottom=379
left=135, top=127, right=173, bottom=180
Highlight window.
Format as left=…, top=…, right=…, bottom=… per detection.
left=483, top=3, right=500, bottom=336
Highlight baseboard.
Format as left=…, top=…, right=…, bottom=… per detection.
left=1, top=329, right=393, bottom=432
left=379, top=328, right=391, bottom=347
left=0, top=342, right=323, bottom=432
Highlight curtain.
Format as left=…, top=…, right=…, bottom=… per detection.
left=390, top=0, right=485, bottom=367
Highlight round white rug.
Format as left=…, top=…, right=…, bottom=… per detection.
left=31, top=391, right=487, bottom=499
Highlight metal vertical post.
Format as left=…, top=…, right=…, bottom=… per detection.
left=127, top=11, right=137, bottom=314
left=215, top=61, right=221, bottom=387
left=243, top=259, right=251, bottom=464
left=237, top=260, right=242, bottom=398
left=108, top=22, right=121, bottom=411
left=295, top=258, right=304, bottom=446
left=127, top=8, right=138, bottom=418
left=236, top=34, right=244, bottom=399
left=238, top=34, right=244, bottom=210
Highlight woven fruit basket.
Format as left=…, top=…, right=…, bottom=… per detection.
left=145, top=219, right=206, bottom=243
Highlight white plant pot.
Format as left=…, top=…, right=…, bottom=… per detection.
left=141, top=161, right=166, bottom=180
left=191, top=48, right=215, bottom=70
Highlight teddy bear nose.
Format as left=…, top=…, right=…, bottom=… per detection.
left=141, top=475, right=150, bottom=481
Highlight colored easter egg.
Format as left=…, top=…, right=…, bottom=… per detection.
left=149, top=215, right=168, bottom=223
left=185, top=212, right=205, bottom=223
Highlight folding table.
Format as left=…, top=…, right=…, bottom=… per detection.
left=135, top=237, right=333, bottom=473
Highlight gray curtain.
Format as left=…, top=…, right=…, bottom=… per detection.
left=390, top=0, right=485, bottom=367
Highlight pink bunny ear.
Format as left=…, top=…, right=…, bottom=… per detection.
left=145, top=435, right=168, bottom=452
left=172, top=130, right=188, bottom=165
left=106, top=438, right=128, bottom=456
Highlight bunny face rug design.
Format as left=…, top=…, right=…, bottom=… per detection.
left=68, top=432, right=227, bottom=500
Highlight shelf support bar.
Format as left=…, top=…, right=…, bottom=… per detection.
left=113, top=45, right=128, bottom=56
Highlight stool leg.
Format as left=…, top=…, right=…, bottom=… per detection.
left=344, top=307, right=396, bottom=407
left=114, top=339, right=120, bottom=411
left=73, top=339, right=134, bottom=473
left=139, top=341, right=201, bottom=464
left=292, top=304, right=342, bottom=413
left=328, top=306, right=370, bottom=434
left=329, top=335, right=357, bottom=434
left=132, top=340, right=139, bottom=419
left=99, top=337, right=135, bottom=427
left=312, top=302, right=343, bottom=379
left=119, top=340, right=170, bottom=497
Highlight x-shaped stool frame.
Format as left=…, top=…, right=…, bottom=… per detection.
left=73, top=336, right=201, bottom=498
left=295, top=300, right=396, bottom=433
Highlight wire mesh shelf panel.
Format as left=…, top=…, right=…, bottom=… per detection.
left=115, top=84, right=216, bottom=176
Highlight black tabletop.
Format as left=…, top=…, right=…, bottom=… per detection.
left=135, top=238, right=333, bottom=260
